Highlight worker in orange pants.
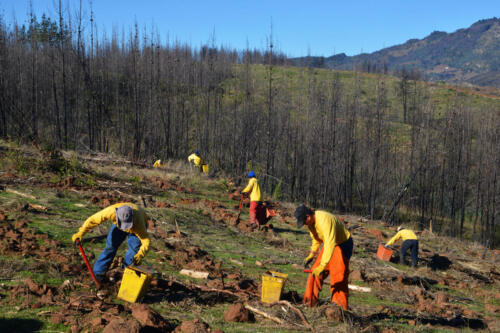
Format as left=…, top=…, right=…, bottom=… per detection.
left=303, top=244, right=351, bottom=308
left=295, top=204, right=353, bottom=310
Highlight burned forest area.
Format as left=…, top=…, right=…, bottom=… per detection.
left=0, top=144, right=498, bottom=332
left=1, top=5, right=500, bottom=333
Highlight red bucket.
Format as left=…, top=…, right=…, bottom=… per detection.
left=376, top=243, right=393, bottom=261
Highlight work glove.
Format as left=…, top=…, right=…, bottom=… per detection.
left=72, top=232, right=84, bottom=243
left=312, top=266, right=324, bottom=277
left=133, top=253, right=143, bottom=265
left=384, top=244, right=389, bottom=249
left=303, top=252, right=315, bottom=268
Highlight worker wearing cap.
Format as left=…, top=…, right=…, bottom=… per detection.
left=71, top=203, right=151, bottom=282
left=188, top=150, right=202, bottom=168
left=295, top=204, right=353, bottom=309
left=386, top=226, right=418, bottom=268
left=153, top=159, right=163, bottom=168
left=241, top=171, right=264, bottom=229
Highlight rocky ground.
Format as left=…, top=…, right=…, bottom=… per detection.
left=0, top=142, right=499, bottom=332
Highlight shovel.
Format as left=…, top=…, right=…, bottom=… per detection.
left=234, top=194, right=243, bottom=224
left=76, top=239, right=101, bottom=288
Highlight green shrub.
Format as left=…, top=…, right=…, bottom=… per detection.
left=272, top=179, right=283, bottom=200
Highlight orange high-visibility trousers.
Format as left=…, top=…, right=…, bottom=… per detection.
left=249, top=201, right=265, bottom=226
left=303, top=244, right=350, bottom=309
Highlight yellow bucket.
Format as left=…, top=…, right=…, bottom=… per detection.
left=117, top=265, right=154, bottom=303
left=202, top=164, right=209, bottom=173
left=261, top=271, right=288, bottom=303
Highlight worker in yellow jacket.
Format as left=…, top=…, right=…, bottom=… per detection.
left=295, top=204, right=353, bottom=309
left=241, top=171, right=264, bottom=228
left=188, top=150, right=202, bottom=168
left=153, top=159, right=163, bottom=168
left=386, top=226, right=418, bottom=268
left=71, top=203, right=151, bottom=282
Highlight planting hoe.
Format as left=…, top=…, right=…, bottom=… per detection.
left=76, top=238, right=101, bottom=288
left=303, top=269, right=328, bottom=289
left=234, top=194, right=243, bottom=224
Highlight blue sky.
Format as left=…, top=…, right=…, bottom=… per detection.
left=1, top=0, right=498, bottom=57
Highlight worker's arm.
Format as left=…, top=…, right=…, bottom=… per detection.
left=132, top=211, right=151, bottom=261
left=134, top=228, right=150, bottom=260
left=309, top=230, right=321, bottom=254
left=386, top=231, right=402, bottom=246
left=317, top=217, right=336, bottom=271
left=188, top=155, right=193, bottom=163
left=241, top=178, right=255, bottom=193
left=78, top=206, right=115, bottom=235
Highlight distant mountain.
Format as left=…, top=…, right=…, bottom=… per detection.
left=291, top=18, right=500, bottom=87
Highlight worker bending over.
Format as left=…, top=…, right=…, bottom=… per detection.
left=295, top=204, right=353, bottom=309
left=153, top=159, right=163, bottom=168
left=187, top=150, right=202, bottom=170
left=241, top=171, right=264, bottom=229
left=386, top=226, right=418, bottom=268
left=72, top=203, right=151, bottom=282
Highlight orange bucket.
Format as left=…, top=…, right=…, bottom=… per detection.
left=376, top=243, right=393, bottom=261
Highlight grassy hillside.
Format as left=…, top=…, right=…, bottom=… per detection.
left=291, top=18, right=500, bottom=87
left=0, top=142, right=499, bottom=332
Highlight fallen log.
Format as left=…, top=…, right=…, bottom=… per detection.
left=6, top=188, right=36, bottom=199
left=229, top=258, right=244, bottom=266
left=348, top=284, right=371, bottom=293
left=244, top=303, right=284, bottom=325
left=180, top=269, right=209, bottom=279
left=264, top=300, right=315, bottom=332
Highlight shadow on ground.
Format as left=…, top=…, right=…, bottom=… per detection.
left=0, top=318, right=44, bottom=333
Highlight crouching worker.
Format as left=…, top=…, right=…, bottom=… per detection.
left=188, top=150, right=203, bottom=171
left=386, top=226, right=418, bottom=268
left=295, top=204, right=353, bottom=309
left=153, top=159, right=163, bottom=168
left=72, top=203, right=150, bottom=282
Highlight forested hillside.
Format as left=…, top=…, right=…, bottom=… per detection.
left=0, top=12, right=499, bottom=247
left=292, top=18, right=500, bottom=87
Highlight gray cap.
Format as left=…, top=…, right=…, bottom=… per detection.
left=294, top=204, right=313, bottom=228
left=115, top=205, right=134, bottom=230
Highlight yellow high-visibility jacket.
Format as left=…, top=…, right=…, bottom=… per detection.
left=242, top=177, right=262, bottom=202
left=153, top=160, right=163, bottom=168
left=188, top=153, right=202, bottom=166
left=308, top=211, right=351, bottom=271
left=386, top=229, right=418, bottom=246
left=77, top=203, right=150, bottom=259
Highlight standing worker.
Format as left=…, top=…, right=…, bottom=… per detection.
left=71, top=203, right=151, bottom=282
left=153, top=159, right=163, bottom=168
left=385, top=226, right=418, bottom=268
left=295, top=204, right=353, bottom=309
left=241, top=171, right=264, bottom=229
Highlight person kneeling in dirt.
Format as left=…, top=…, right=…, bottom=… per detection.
left=153, top=159, right=163, bottom=168
left=72, top=203, right=150, bottom=282
left=295, top=204, right=353, bottom=310
left=241, top=171, right=265, bottom=229
left=385, top=226, right=418, bottom=268
left=187, top=150, right=203, bottom=171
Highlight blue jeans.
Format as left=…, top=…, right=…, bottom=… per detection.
left=93, top=224, right=141, bottom=276
left=400, top=239, right=418, bottom=267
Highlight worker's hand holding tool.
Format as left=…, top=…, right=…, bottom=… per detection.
left=303, top=252, right=315, bottom=268
left=312, top=266, right=324, bottom=277
left=72, top=232, right=84, bottom=243
left=133, top=253, right=143, bottom=265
